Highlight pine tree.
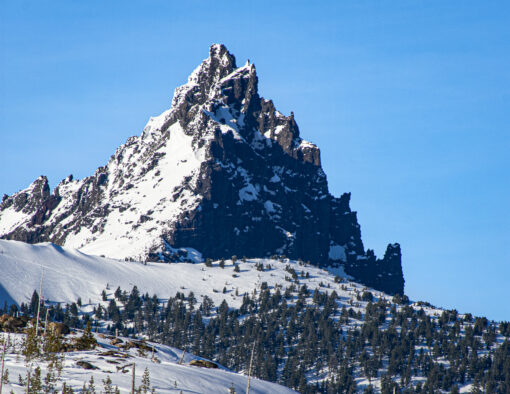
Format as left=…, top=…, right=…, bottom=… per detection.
left=23, top=325, right=40, bottom=365
left=62, top=381, right=75, bottom=394
left=139, top=367, right=151, bottom=394
left=28, top=366, right=42, bottom=394
left=114, top=287, right=122, bottom=300
left=29, top=291, right=40, bottom=317
left=2, top=368, right=9, bottom=384
left=102, top=376, right=115, bottom=394
left=43, top=368, right=57, bottom=393
left=87, top=376, right=96, bottom=394
left=75, top=321, right=97, bottom=350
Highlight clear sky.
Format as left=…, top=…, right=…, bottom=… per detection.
left=1, top=1, right=509, bottom=321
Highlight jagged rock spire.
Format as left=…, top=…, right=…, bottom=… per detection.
left=0, top=44, right=405, bottom=295
left=172, top=44, right=238, bottom=108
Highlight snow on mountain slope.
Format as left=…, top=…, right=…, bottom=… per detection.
left=2, top=239, right=508, bottom=393
left=0, top=332, right=296, bottom=394
left=67, top=121, right=206, bottom=260
left=0, top=239, right=370, bottom=315
left=0, top=44, right=405, bottom=295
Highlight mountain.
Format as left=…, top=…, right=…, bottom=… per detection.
left=0, top=44, right=403, bottom=295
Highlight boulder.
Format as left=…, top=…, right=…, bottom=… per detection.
left=2, top=316, right=26, bottom=332
left=0, top=314, right=9, bottom=325
left=189, top=359, right=218, bottom=369
left=76, top=361, right=98, bottom=370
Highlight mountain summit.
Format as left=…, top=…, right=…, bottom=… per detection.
left=0, top=44, right=404, bottom=294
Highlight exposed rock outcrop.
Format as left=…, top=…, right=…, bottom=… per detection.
left=0, top=44, right=404, bottom=294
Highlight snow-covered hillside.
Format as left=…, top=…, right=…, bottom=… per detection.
left=0, top=239, right=306, bottom=393
left=0, top=332, right=296, bottom=394
left=0, top=238, right=379, bottom=393
left=0, top=238, right=399, bottom=393
left=1, top=239, right=509, bottom=393
left=0, top=239, right=366, bottom=313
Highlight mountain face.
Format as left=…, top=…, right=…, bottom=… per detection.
left=0, top=44, right=404, bottom=295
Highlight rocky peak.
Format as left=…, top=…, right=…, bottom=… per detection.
left=0, top=175, right=50, bottom=214
left=203, top=43, right=238, bottom=83
left=185, top=44, right=237, bottom=100
left=154, top=45, right=317, bottom=166
left=169, top=44, right=241, bottom=125
left=0, top=44, right=405, bottom=295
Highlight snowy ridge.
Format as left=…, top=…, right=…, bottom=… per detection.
left=0, top=239, right=461, bottom=335
left=71, top=122, right=206, bottom=259
left=0, top=239, right=363, bottom=313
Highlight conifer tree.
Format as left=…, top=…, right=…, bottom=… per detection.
left=28, top=366, right=42, bottom=394
left=23, top=325, right=40, bottom=365
left=29, top=291, right=40, bottom=317
left=102, top=376, right=115, bottom=394
left=75, top=321, right=96, bottom=350
left=87, top=376, right=96, bottom=394
left=43, top=368, right=57, bottom=393
left=139, top=367, right=151, bottom=394
left=2, top=368, right=9, bottom=385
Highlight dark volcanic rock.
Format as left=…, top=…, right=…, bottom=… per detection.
left=344, top=243, right=404, bottom=296
left=76, top=361, right=98, bottom=370
left=0, top=44, right=405, bottom=295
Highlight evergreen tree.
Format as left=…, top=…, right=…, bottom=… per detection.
left=29, top=290, right=40, bottom=317
left=88, top=376, right=96, bottom=394
left=102, top=376, right=116, bottom=394
left=75, top=321, right=97, bottom=350
left=139, top=367, right=151, bottom=394
left=28, top=366, right=43, bottom=394
left=23, top=325, right=40, bottom=365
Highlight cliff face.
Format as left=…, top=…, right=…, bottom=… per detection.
left=0, top=44, right=404, bottom=295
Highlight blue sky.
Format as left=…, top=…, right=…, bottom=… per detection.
left=1, top=1, right=509, bottom=321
